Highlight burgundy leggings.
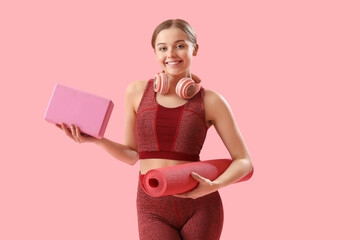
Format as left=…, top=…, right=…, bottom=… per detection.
left=136, top=174, right=224, bottom=240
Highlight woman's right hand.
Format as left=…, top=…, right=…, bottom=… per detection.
left=55, top=123, right=98, bottom=144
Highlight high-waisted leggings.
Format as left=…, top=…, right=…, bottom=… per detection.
left=137, top=174, right=224, bottom=240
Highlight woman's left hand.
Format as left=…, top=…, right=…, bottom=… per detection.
left=174, top=172, right=219, bottom=199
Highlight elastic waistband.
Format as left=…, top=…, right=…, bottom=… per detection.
left=139, top=151, right=200, bottom=161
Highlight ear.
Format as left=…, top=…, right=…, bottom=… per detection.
left=193, top=44, right=199, bottom=56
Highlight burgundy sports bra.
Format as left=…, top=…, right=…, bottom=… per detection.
left=135, top=79, right=208, bottom=161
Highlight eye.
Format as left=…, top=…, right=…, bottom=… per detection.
left=159, top=47, right=167, bottom=51
left=176, top=44, right=185, bottom=49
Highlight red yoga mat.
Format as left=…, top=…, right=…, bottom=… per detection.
left=140, top=159, right=254, bottom=197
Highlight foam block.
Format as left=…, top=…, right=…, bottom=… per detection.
left=44, top=83, right=114, bottom=139
left=140, top=159, right=254, bottom=197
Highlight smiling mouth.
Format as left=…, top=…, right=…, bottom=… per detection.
left=166, top=60, right=183, bottom=65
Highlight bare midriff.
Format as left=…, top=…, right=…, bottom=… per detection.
left=140, top=158, right=195, bottom=174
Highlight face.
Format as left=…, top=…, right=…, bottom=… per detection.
left=154, top=27, right=198, bottom=78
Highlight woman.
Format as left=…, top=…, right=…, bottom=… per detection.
left=57, top=19, right=252, bottom=240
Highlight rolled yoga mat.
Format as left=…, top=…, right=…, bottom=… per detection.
left=140, top=159, right=254, bottom=197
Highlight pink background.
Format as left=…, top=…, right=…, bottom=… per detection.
left=1, top=0, right=359, bottom=239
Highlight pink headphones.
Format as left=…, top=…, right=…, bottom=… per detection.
left=153, top=72, right=201, bottom=99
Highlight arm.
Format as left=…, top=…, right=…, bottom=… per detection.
left=175, top=89, right=252, bottom=198
left=57, top=81, right=141, bottom=166
left=94, top=137, right=138, bottom=166
left=206, top=89, right=253, bottom=188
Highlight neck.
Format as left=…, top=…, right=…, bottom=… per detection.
left=166, top=71, right=192, bottom=94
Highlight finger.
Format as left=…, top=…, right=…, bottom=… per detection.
left=175, top=192, right=198, bottom=199
left=191, top=172, right=212, bottom=185
left=174, top=194, right=186, bottom=198
left=174, top=193, right=189, bottom=198
left=75, top=126, right=83, bottom=143
left=61, top=123, right=72, bottom=137
left=69, top=124, right=79, bottom=142
left=191, top=172, right=205, bottom=181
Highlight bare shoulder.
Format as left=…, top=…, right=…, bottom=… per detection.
left=126, top=80, right=148, bottom=96
left=204, top=89, right=229, bottom=110
left=204, top=89, right=232, bottom=122
left=126, top=80, right=149, bottom=113
left=204, top=88, right=225, bottom=103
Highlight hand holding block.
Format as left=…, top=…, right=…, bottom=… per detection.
left=44, top=83, right=114, bottom=139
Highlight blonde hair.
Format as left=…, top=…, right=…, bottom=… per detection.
left=151, top=19, right=197, bottom=49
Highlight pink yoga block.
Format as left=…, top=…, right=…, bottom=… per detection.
left=44, top=83, right=114, bottom=139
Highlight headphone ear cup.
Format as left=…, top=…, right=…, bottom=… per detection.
left=154, top=73, right=170, bottom=94
left=176, top=78, right=201, bottom=99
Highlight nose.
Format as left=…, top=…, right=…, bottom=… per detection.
left=167, top=47, right=176, bottom=58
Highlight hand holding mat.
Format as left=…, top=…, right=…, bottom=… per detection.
left=140, top=159, right=253, bottom=197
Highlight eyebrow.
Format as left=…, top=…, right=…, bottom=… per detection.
left=156, top=40, right=186, bottom=46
